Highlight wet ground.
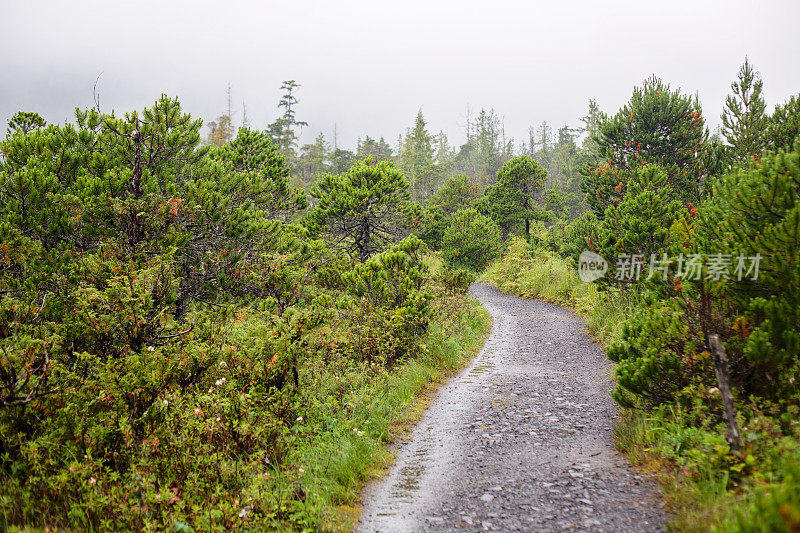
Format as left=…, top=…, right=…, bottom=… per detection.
left=358, top=283, right=665, bottom=532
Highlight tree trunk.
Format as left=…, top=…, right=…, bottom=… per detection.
left=707, top=333, right=742, bottom=453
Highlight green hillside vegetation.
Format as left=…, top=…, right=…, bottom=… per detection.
left=2, top=59, right=799, bottom=531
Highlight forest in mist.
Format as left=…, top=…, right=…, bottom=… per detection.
left=1, top=40, right=799, bottom=531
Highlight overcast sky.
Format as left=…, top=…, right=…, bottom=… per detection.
left=2, top=0, right=799, bottom=150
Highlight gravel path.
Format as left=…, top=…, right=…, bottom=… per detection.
left=358, top=282, right=665, bottom=532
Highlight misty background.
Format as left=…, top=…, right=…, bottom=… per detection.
left=2, top=0, right=799, bottom=149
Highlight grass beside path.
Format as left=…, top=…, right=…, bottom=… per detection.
left=291, top=284, right=492, bottom=531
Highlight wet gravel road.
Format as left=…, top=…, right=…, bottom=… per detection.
left=358, top=282, right=665, bottom=532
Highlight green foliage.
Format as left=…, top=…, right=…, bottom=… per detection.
left=725, top=449, right=800, bottom=532
left=0, top=96, right=323, bottom=530
left=407, top=203, right=448, bottom=251
left=596, top=164, right=682, bottom=286
left=583, top=75, right=707, bottom=217
left=721, top=58, right=769, bottom=167
left=441, top=208, right=502, bottom=272
left=768, top=93, right=800, bottom=153
left=476, top=155, right=548, bottom=238
left=267, top=80, right=308, bottom=157
left=427, top=173, right=481, bottom=216
left=357, top=135, right=393, bottom=162
left=308, top=158, right=411, bottom=262
left=606, top=299, right=704, bottom=408
left=436, top=265, right=476, bottom=294
left=5, top=111, right=46, bottom=136
left=339, top=236, right=432, bottom=367
left=209, top=127, right=308, bottom=219
left=698, top=139, right=800, bottom=398
left=398, top=110, right=438, bottom=201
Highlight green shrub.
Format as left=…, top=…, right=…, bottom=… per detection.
left=339, top=236, right=433, bottom=367
left=437, top=266, right=476, bottom=294
left=697, top=140, right=800, bottom=399
left=441, top=208, right=503, bottom=272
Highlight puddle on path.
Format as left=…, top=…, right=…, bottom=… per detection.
left=379, top=438, right=434, bottom=515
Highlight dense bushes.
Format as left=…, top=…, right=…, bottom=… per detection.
left=441, top=208, right=503, bottom=271
left=0, top=98, right=491, bottom=530
left=339, top=236, right=433, bottom=366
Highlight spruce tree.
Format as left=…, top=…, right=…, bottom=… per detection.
left=721, top=58, right=768, bottom=166
left=398, top=110, right=437, bottom=201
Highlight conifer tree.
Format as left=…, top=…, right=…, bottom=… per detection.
left=476, top=156, right=548, bottom=238
left=357, top=135, right=393, bottom=161
left=267, top=80, right=308, bottom=157
left=721, top=58, right=768, bottom=166
left=767, top=93, right=800, bottom=152
left=307, top=158, right=410, bottom=262
left=427, top=174, right=481, bottom=216
left=698, top=138, right=800, bottom=397
left=582, top=76, right=707, bottom=218
left=0, top=95, right=296, bottom=406
left=297, top=132, right=331, bottom=186
left=398, top=110, right=437, bottom=201
left=596, top=164, right=681, bottom=287
left=208, top=127, right=307, bottom=219
left=5, top=111, right=46, bottom=136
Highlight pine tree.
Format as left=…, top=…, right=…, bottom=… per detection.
left=767, top=93, right=800, bottom=152
left=307, top=158, right=411, bottom=262
left=441, top=208, right=502, bottom=271
left=5, top=111, right=46, bottom=136
left=721, top=58, right=768, bottom=166
left=0, top=95, right=296, bottom=407
left=476, top=156, right=548, bottom=238
left=582, top=75, right=707, bottom=218
left=209, top=127, right=307, bottom=219
left=428, top=173, right=481, bottom=216
left=596, top=164, right=681, bottom=287
left=698, top=138, right=800, bottom=397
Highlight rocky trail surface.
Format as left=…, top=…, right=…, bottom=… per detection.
left=358, top=282, right=665, bottom=532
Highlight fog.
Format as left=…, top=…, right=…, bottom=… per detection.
left=2, top=0, right=798, bottom=148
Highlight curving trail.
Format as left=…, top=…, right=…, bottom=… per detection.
left=358, top=282, right=665, bottom=532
